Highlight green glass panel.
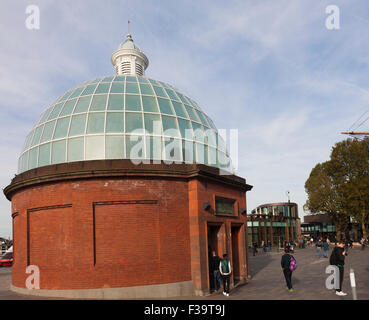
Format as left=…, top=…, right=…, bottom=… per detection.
left=126, top=82, right=139, bottom=94
left=107, top=94, right=124, bottom=110
left=110, top=82, right=124, bottom=93
left=208, top=147, right=217, bottom=166
left=51, top=140, right=66, bottom=164
left=53, top=117, right=70, bottom=139
left=31, top=125, right=44, bottom=147
left=157, top=98, right=173, bottom=115
left=184, top=105, right=200, bottom=122
left=164, top=138, right=182, bottom=161
left=39, top=108, right=53, bottom=124
left=41, top=120, right=56, bottom=142
left=125, top=95, right=141, bottom=111
left=48, top=103, right=64, bottom=120
left=106, top=112, right=124, bottom=133
left=144, top=113, right=161, bottom=134
left=126, top=135, right=144, bottom=159
left=81, top=84, right=97, bottom=96
left=29, top=147, right=38, bottom=169
left=139, top=84, right=154, bottom=95
left=69, top=114, right=87, bottom=136
left=58, top=91, right=73, bottom=102
left=74, top=96, right=92, bottom=113
left=161, top=115, right=180, bottom=137
left=192, top=122, right=204, bottom=142
left=138, top=77, right=149, bottom=84
left=106, top=136, right=125, bottom=159
left=87, top=113, right=105, bottom=134
left=90, top=95, right=107, bottom=111
left=69, top=87, right=84, bottom=99
left=172, top=101, right=188, bottom=118
left=142, top=96, right=159, bottom=113
left=102, top=76, right=114, bottom=82
left=204, top=128, right=217, bottom=146
left=125, top=112, right=143, bottom=134
left=95, top=83, right=110, bottom=94
left=60, top=99, right=77, bottom=116
left=86, top=136, right=105, bottom=160
left=165, top=88, right=179, bottom=101
left=126, top=76, right=137, bottom=83
left=21, top=151, right=29, bottom=172
left=182, top=140, right=196, bottom=163
left=145, top=136, right=162, bottom=160
left=176, top=92, right=190, bottom=105
left=153, top=86, right=167, bottom=98
left=67, top=137, right=84, bottom=162
left=114, top=76, right=125, bottom=82
left=196, top=110, right=209, bottom=127
left=196, top=143, right=206, bottom=164
left=148, top=79, right=160, bottom=86
left=38, top=143, right=51, bottom=167
left=23, top=131, right=34, bottom=150
left=177, top=118, right=192, bottom=139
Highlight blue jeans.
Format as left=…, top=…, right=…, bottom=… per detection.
left=323, top=248, right=328, bottom=257
left=213, top=270, right=223, bottom=290
left=316, top=247, right=322, bottom=258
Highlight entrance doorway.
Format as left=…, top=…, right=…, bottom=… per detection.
left=231, top=225, right=241, bottom=284
left=207, top=224, right=221, bottom=292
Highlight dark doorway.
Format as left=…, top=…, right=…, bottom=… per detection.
left=207, top=224, right=221, bottom=292
left=231, top=226, right=241, bottom=285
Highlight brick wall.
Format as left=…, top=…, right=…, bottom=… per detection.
left=11, top=177, right=192, bottom=290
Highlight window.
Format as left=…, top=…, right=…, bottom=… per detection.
left=215, top=197, right=236, bottom=216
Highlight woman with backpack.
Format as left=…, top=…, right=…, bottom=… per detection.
left=281, top=247, right=297, bottom=292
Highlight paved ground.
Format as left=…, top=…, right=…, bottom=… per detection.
left=0, top=245, right=368, bottom=300
left=204, top=245, right=369, bottom=300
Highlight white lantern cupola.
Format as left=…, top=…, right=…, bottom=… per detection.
left=111, top=32, right=149, bottom=76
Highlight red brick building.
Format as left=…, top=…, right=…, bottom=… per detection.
left=3, top=34, right=252, bottom=298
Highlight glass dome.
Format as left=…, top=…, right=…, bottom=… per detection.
left=18, top=75, right=232, bottom=173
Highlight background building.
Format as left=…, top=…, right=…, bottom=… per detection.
left=247, top=202, right=300, bottom=247
left=301, top=213, right=362, bottom=242
left=4, top=33, right=252, bottom=298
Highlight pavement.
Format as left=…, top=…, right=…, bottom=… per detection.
left=0, top=245, right=368, bottom=300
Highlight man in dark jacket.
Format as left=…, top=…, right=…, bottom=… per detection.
left=281, top=247, right=294, bottom=292
left=330, top=240, right=348, bottom=296
left=210, top=251, right=222, bottom=292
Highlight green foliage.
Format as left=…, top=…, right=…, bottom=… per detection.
left=305, top=138, right=369, bottom=237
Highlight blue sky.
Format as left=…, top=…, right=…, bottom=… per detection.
left=1, top=0, right=369, bottom=237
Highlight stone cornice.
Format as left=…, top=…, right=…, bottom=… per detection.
left=3, top=160, right=252, bottom=201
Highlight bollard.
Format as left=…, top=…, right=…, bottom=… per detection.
left=350, top=268, right=357, bottom=300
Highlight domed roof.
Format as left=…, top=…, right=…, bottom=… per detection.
left=19, top=75, right=232, bottom=173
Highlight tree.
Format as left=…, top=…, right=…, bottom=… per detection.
left=304, top=138, right=369, bottom=238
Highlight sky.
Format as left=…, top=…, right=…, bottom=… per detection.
left=1, top=0, right=369, bottom=238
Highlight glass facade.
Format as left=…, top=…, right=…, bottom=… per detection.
left=19, top=75, right=232, bottom=173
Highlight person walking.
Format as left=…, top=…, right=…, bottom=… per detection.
left=219, top=254, right=232, bottom=296
left=323, top=238, right=329, bottom=258
left=252, top=242, right=258, bottom=256
left=330, top=240, right=348, bottom=296
left=360, top=237, right=366, bottom=250
left=281, top=247, right=296, bottom=292
left=316, top=239, right=323, bottom=258
left=262, top=241, right=267, bottom=253
left=210, top=251, right=222, bottom=292
left=268, top=240, right=272, bottom=252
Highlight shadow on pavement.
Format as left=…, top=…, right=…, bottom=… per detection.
left=248, top=253, right=274, bottom=278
